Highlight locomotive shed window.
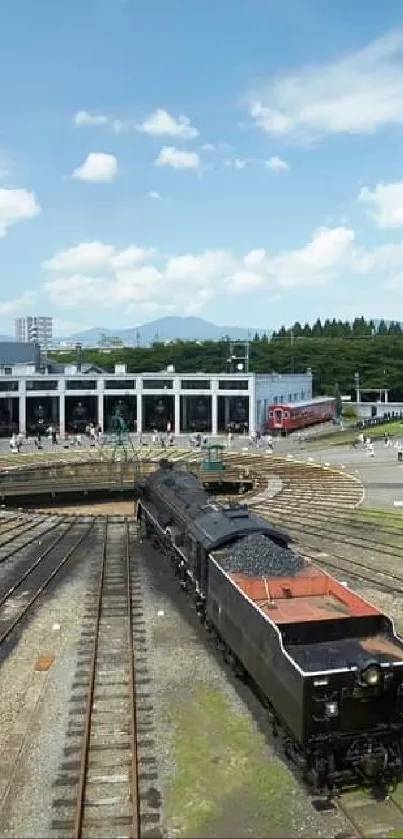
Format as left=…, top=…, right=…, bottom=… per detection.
left=105, top=379, right=135, bottom=389
left=0, top=380, right=18, bottom=391
left=181, top=379, right=211, bottom=389
left=142, top=379, right=173, bottom=389
left=26, top=380, right=58, bottom=391
left=66, top=379, right=97, bottom=390
left=218, top=380, right=249, bottom=390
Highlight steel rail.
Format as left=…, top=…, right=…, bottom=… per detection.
left=0, top=517, right=63, bottom=563
left=0, top=519, right=95, bottom=647
left=126, top=517, right=141, bottom=839
left=72, top=518, right=141, bottom=838
left=0, top=516, right=75, bottom=611
left=72, top=518, right=108, bottom=839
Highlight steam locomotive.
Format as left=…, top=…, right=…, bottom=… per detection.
left=136, top=461, right=403, bottom=792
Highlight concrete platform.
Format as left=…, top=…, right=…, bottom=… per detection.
left=292, top=439, right=403, bottom=509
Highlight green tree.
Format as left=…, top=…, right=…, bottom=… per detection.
left=312, top=318, right=323, bottom=336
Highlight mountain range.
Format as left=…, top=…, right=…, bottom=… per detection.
left=67, top=316, right=262, bottom=345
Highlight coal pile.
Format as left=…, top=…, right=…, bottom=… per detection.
left=219, top=533, right=303, bottom=577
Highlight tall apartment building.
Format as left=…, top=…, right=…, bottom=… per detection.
left=15, top=316, right=53, bottom=348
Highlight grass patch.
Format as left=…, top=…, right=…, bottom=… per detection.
left=164, top=683, right=295, bottom=838
left=308, top=420, right=403, bottom=447
left=348, top=507, right=403, bottom=530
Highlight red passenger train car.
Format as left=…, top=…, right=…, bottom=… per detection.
left=266, top=396, right=336, bottom=435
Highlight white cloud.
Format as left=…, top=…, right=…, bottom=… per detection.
left=358, top=179, right=403, bottom=228
left=155, top=146, right=200, bottom=170
left=0, top=291, right=37, bottom=315
left=224, top=158, right=247, bottom=170
left=74, top=111, right=109, bottom=127
left=43, top=241, right=155, bottom=273
left=264, top=226, right=355, bottom=287
left=0, top=187, right=40, bottom=239
left=72, top=153, right=118, bottom=183
left=247, top=29, right=403, bottom=143
left=74, top=111, right=132, bottom=133
left=137, top=108, right=198, bottom=139
left=265, top=156, right=289, bottom=172
left=148, top=190, right=161, bottom=200
left=230, top=271, right=265, bottom=292
left=41, top=226, right=361, bottom=315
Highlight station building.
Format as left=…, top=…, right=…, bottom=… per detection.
left=0, top=343, right=312, bottom=437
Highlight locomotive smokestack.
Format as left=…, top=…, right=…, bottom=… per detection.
left=159, top=458, right=173, bottom=470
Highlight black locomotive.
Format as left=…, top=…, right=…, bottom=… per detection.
left=149, top=398, right=171, bottom=432
left=71, top=401, right=90, bottom=433
left=137, top=460, right=403, bottom=793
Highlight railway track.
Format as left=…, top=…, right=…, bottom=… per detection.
left=333, top=788, right=403, bottom=838
left=255, top=507, right=403, bottom=559
left=0, top=515, right=64, bottom=562
left=0, top=517, right=95, bottom=648
left=52, top=517, right=162, bottom=839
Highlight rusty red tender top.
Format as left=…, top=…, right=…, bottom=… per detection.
left=229, top=563, right=381, bottom=625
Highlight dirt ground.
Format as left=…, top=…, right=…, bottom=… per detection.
left=32, top=500, right=135, bottom=516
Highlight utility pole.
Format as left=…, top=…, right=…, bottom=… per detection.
left=290, top=328, right=295, bottom=374
left=354, top=371, right=360, bottom=403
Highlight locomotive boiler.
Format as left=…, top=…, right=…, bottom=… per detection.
left=136, top=461, right=403, bottom=793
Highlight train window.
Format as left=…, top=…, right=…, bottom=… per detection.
left=268, top=411, right=274, bottom=417
left=283, top=411, right=290, bottom=418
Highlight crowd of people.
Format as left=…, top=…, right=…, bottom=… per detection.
left=9, top=422, right=103, bottom=453
left=353, top=430, right=403, bottom=461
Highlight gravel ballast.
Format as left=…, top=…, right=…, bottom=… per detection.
left=219, top=532, right=303, bottom=577
left=0, top=523, right=103, bottom=838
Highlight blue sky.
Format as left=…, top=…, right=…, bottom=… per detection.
left=2, top=0, right=403, bottom=335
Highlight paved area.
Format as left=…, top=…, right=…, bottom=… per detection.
left=289, top=440, right=403, bottom=509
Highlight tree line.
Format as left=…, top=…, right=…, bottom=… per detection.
left=268, top=316, right=402, bottom=339
left=50, top=318, right=403, bottom=401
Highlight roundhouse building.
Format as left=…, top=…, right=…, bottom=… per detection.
left=0, top=344, right=312, bottom=437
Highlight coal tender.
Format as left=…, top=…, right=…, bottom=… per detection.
left=137, top=460, right=403, bottom=793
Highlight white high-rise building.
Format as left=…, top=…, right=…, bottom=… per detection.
left=15, top=316, right=53, bottom=348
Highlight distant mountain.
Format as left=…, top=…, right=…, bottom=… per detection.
left=68, top=316, right=264, bottom=345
